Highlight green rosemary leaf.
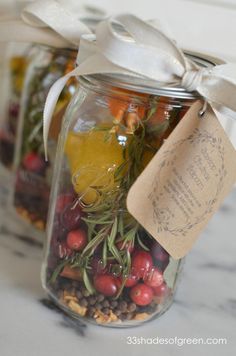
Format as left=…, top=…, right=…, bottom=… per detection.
left=137, top=233, right=150, bottom=251
left=114, top=276, right=127, bottom=300
left=108, top=217, right=118, bottom=249
left=102, top=240, right=107, bottom=267
left=114, top=160, right=129, bottom=180
left=82, top=217, right=113, bottom=225
left=82, top=202, right=111, bottom=213
left=49, top=259, right=70, bottom=284
left=81, top=230, right=106, bottom=257
left=126, top=250, right=131, bottom=271
left=114, top=250, right=132, bottom=301
left=110, top=245, right=123, bottom=265
left=118, top=216, right=124, bottom=238
left=70, top=252, right=89, bottom=269
left=87, top=223, right=96, bottom=242
left=82, top=269, right=95, bottom=295
left=123, top=226, right=137, bottom=240
left=142, top=106, right=157, bottom=123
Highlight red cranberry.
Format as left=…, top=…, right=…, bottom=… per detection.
left=151, top=242, right=170, bottom=271
left=153, top=282, right=170, bottom=299
left=61, top=201, right=82, bottom=230
left=94, top=274, right=118, bottom=297
left=144, top=267, right=163, bottom=287
left=114, top=277, right=122, bottom=289
left=22, top=152, right=45, bottom=173
left=130, top=283, right=154, bottom=306
left=131, top=251, right=153, bottom=278
left=123, top=273, right=139, bottom=287
left=56, top=194, right=74, bottom=214
left=66, top=229, right=87, bottom=251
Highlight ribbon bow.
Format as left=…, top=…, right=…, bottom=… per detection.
left=40, top=14, right=236, bottom=156
left=0, top=0, right=106, bottom=48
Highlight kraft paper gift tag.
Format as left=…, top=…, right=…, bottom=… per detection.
left=127, top=100, right=236, bottom=259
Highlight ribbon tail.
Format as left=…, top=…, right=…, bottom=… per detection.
left=211, top=105, right=236, bottom=150
left=22, top=0, right=92, bottom=47
left=198, top=68, right=236, bottom=118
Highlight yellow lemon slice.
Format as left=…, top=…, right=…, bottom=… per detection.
left=65, top=129, right=126, bottom=205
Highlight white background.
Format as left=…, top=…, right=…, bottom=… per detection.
left=0, top=0, right=236, bottom=60
left=1, top=0, right=236, bottom=136
left=87, top=0, right=236, bottom=61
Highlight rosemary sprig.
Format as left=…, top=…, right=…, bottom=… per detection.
left=82, top=269, right=96, bottom=295
left=50, top=258, right=73, bottom=284
left=137, top=232, right=150, bottom=251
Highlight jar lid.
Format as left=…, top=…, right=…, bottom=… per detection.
left=82, top=52, right=224, bottom=99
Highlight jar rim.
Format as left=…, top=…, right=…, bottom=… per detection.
left=81, top=51, right=224, bottom=99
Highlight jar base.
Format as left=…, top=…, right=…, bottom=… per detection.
left=44, top=288, right=175, bottom=329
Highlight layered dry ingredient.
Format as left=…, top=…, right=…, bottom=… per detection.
left=13, top=48, right=77, bottom=231
left=44, top=92, right=190, bottom=325
left=0, top=56, right=27, bottom=168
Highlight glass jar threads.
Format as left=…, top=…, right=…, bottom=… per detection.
left=42, top=53, right=217, bottom=327
left=9, top=45, right=77, bottom=238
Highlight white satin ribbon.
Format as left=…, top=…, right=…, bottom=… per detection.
left=0, top=0, right=106, bottom=48
left=40, top=14, right=236, bottom=157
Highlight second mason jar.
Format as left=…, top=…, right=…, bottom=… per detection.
left=41, top=53, right=217, bottom=327
left=0, top=43, right=31, bottom=206
left=8, top=45, right=77, bottom=238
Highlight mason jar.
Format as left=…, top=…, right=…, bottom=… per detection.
left=8, top=45, right=78, bottom=239
left=41, top=53, right=218, bottom=327
left=0, top=43, right=31, bottom=205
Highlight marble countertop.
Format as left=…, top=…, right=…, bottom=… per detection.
left=0, top=189, right=236, bottom=356
left=0, top=1, right=236, bottom=355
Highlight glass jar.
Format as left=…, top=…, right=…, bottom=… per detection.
left=42, top=53, right=216, bottom=327
left=8, top=45, right=77, bottom=239
left=0, top=43, right=31, bottom=205
left=0, top=0, right=38, bottom=208
left=0, top=44, right=30, bottom=167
